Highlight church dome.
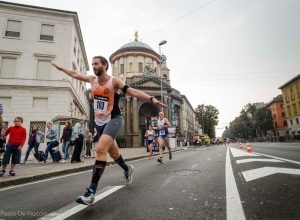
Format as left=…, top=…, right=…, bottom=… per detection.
left=109, top=32, right=159, bottom=63
left=118, top=40, right=155, bottom=52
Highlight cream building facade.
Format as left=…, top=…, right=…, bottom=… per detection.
left=0, top=2, right=90, bottom=144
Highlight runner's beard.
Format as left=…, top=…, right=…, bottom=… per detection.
left=94, top=67, right=104, bottom=76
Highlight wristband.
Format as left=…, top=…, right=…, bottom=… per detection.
left=149, top=96, right=155, bottom=102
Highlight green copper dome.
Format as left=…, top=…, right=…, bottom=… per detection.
left=118, top=40, right=155, bottom=52
left=109, top=32, right=160, bottom=63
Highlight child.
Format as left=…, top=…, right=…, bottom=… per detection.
left=0, top=117, right=27, bottom=176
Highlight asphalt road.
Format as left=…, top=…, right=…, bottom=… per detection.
left=0, top=143, right=299, bottom=220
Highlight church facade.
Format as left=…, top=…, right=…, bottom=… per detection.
left=108, top=34, right=196, bottom=147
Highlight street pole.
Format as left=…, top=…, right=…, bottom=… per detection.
left=202, top=112, right=205, bottom=134
left=159, top=40, right=167, bottom=112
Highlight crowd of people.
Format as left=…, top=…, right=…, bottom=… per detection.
left=0, top=105, right=100, bottom=177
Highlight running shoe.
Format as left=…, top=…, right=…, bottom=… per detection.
left=124, top=164, right=134, bottom=186
left=9, top=170, right=15, bottom=176
left=0, top=170, right=5, bottom=177
left=157, top=157, right=163, bottom=164
left=169, top=152, right=172, bottom=160
left=76, top=188, right=95, bottom=206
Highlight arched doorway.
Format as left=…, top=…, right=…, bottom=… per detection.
left=139, top=102, right=159, bottom=146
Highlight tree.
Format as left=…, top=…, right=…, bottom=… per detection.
left=253, top=106, right=273, bottom=136
left=195, top=104, right=219, bottom=138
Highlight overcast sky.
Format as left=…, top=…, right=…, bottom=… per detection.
left=6, top=0, right=300, bottom=136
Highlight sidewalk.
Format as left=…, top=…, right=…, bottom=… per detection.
left=0, top=147, right=184, bottom=188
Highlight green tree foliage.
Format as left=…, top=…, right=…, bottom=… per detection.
left=253, top=106, right=273, bottom=135
left=195, top=104, right=219, bottom=138
left=222, top=103, right=274, bottom=140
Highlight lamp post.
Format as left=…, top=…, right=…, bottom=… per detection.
left=159, top=40, right=167, bottom=111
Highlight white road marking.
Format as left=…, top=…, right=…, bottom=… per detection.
left=230, top=147, right=259, bottom=157
left=38, top=185, right=124, bottom=220
left=236, top=158, right=283, bottom=164
left=252, top=152, right=300, bottom=165
left=0, top=170, right=91, bottom=192
left=242, top=167, right=300, bottom=182
left=160, top=176, right=175, bottom=189
left=191, top=163, right=198, bottom=169
left=226, top=147, right=246, bottom=220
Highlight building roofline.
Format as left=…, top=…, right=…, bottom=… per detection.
left=0, top=0, right=76, bottom=15
left=278, top=74, right=300, bottom=89
left=0, top=0, right=89, bottom=70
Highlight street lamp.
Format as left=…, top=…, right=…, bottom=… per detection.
left=159, top=40, right=167, bottom=111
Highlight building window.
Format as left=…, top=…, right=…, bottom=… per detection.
left=296, top=118, right=299, bottom=125
left=273, top=114, right=276, bottom=119
left=286, top=96, right=289, bottom=103
left=36, top=60, right=51, bottom=79
left=292, top=104, right=297, bottom=114
left=138, top=62, right=143, bottom=72
left=72, top=62, right=77, bottom=70
left=290, top=119, right=293, bottom=126
left=30, top=121, right=46, bottom=143
left=280, top=104, right=284, bottom=109
left=5, top=20, right=21, bottom=38
left=74, top=37, right=77, bottom=56
left=33, top=98, right=48, bottom=108
left=282, top=112, right=286, bottom=118
left=275, top=122, right=278, bottom=128
left=291, top=93, right=295, bottom=100
left=287, top=106, right=291, bottom=116
left=120, top=64, right=124, bottom=74
left=284, top=121, right=287, bottom=126
left=0, top=57, right=16, bottom=77
left=40, top=24, right=54, bottom=41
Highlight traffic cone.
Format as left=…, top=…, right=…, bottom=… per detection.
left=239, top=142, right=243, bottom=149
left=247, top=142, right=252, bottom=153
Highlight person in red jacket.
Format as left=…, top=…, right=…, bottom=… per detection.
left=0, top=117, right=27, bottom=177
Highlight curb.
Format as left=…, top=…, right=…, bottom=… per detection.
left=0, top=149, right=184, bottom=188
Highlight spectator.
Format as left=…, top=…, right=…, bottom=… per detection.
left=84, top=129, right=93, bottom=158
left=0, top=104, right=3, bottom=133
left=0, top=130, right=6, bottom=161
left=0, top=117, right=26, bottom=176
left=22, top=125, right=45, bottom=164
left=60, top=121, right=72, bottom=162
left=71, top=119, right=85, bottom=163
left=41, top=122, right=57, bottom=164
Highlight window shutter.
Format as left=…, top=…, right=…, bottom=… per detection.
left=0, top=58, right=16, bottom=77
left=5, top=20, right=21, bottom=37
left=37, top=60, right=51, bottom=79
left=40, top=24, right=54, bottom=41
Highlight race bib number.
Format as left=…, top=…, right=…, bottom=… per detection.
left=159, top=129, right=165, bottom=136
left=94, top=95, right=108, bottom=114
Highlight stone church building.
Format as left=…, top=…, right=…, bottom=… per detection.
left=107, top=33, right=196, bottom=147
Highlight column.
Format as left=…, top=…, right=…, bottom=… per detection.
left=126, top=96, right=131, bottom=133
left=132, top=97, right=139, bottom=147
left=126, top=96, right=132, bottom=147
